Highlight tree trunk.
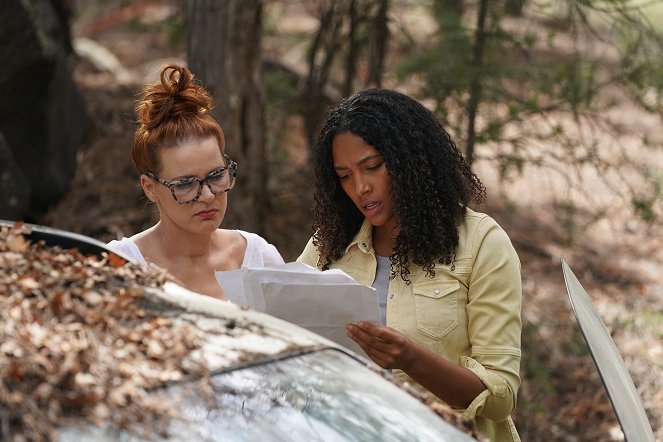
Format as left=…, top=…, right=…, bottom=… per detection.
left=465, top=0, right=489, bottom=165
left=303, top=1, right=346, bottom=151
left=343, top=0, right=358, bottom=97
left=367, top=0, right=389, bottom=88
left=185, top=0, right=267, bottom=235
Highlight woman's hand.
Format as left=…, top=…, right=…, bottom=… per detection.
left=348, top=320, right=486, bottom=408
left=346, top=321, right=416, bottom=370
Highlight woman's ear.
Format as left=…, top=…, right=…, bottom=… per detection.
left=140, top=175, right=159, bottom=203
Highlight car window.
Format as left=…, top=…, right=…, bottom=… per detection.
left=57, top=349, right=476, bottom=441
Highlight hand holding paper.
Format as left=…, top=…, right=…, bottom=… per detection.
left=346, top=321, right=416, bottom=370
left=215, top=263, right=380, bottom=357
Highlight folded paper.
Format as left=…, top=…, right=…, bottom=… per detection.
left=215, top=262, right=380, bottom=357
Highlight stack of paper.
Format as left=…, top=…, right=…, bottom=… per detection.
left=215, top=262, right=379, bottom=356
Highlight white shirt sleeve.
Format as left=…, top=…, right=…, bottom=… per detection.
left=236, top=230, right=285, bottom=267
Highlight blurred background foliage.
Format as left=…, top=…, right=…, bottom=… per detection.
left=63, top=0, right=663, bottom=238
left=240, top=0, right=663, bottom=236
left=9, top=0, right=661, bottom=439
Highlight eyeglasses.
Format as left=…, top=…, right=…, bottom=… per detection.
left=147, top=157, right=237, bottom=204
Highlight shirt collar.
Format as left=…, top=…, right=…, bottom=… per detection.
left=345, top=218, right=374, bottom=254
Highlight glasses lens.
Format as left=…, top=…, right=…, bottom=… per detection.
left=207, top=169, right=232, bottom=192
left=166, top=163, right=237, bottom=203
left=172, top=179, right=200, bottom=202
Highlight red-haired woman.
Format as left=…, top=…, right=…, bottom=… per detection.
left=108, top=64, right=283, bottom=299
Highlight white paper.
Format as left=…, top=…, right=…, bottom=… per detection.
left=216, top=269, right=245, bottom=305
left=215, top=263, right=380, bottom=356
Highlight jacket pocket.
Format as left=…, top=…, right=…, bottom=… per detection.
left=413, top=280, right=459, bottom=339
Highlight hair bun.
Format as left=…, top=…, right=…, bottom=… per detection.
left=136, top=64, right=214, bottom=131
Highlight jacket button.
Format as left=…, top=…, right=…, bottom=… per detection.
left=434, top=289, right=440, bottom=295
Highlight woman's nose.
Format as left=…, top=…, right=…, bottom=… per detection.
left=356, top=180, right=370, bottom=195
left=199, top=183, right=216, bottom=202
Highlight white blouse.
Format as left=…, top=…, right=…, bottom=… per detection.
left=107, top=230, right=284, bottom=268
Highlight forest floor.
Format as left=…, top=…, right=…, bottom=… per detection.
left=43, top=2, right=662, bottom=440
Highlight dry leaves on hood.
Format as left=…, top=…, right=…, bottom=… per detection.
left=0, top=223, right=210, bottom=441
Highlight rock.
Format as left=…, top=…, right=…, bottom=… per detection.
left=0, top=132, right=31, bottom=220
left=0, top=0, right=89, bottom=217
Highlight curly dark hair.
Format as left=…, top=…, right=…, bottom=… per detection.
left=311, top=88, right=486, bottom=281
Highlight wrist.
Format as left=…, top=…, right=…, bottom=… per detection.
left=400, top=339, right=418, bottom=371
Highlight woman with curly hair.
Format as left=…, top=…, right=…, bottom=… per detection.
left=298, top=89, right=522, bottom=441
left=107, top=64, right=283, bottom=298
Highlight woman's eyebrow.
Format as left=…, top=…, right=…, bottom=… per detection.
left=334, top=154, right=383, bottom=170
left=171, top=165, right=225, bottom=180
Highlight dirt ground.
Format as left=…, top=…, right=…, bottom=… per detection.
left=42, top=2, right=662, bottom=440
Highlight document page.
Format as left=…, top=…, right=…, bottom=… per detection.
left=216, top=263, right=380, bottom=356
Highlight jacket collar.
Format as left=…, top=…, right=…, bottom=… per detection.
left=345, top=218, right=374, bottom=254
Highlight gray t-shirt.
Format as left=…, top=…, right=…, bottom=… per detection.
left=372, top=255, right=391, bottom=326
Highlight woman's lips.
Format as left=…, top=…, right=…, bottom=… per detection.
left=195, top=209, right=218, bottom=219
left=362, top=201, right=382, bottom=216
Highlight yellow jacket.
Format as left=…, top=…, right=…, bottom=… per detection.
left=298, top=208, right=522, bottom=442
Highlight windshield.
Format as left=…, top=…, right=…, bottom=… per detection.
left=57, top=349, right=476, bottom=441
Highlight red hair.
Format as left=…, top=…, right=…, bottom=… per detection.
left=132, top=64, right=225, bottom=174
